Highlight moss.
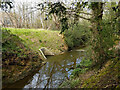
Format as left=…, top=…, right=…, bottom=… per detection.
left=81, top=58, right=119, bottom=88
left=59, top=80, right=70, bottom=88
left=60, top=57, right=119, bottom=88
left=70, top=79, right=81, bottom=88
left=116, top=85, right=120, bottom=88
left=60, top=79, right=81, bottom=88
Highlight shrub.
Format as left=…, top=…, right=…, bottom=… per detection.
left=71, top=68, right=82, bottom=77
left=71, top=58, right=92, bottom=78
left=64, top=24, right=90, bottom=50
left=90, top=19, right=119, bottom=67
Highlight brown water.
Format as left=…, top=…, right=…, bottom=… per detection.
left=5, top=49, right=85, bottom=89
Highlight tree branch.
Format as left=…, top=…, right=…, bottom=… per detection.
left=79, top=12, right=92, bottom=15
left=67, top=10, right=92, bottom=21
left=5, top=12, right=16, bottom=27
left=78, top=15, right=91, bottom=21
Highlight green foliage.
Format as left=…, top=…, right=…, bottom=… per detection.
left=61, top=57, right=120, bottom=88
left=39, top=40, right=42, bottom=43
left=71, top=58, right=92, bottom=78
left=77, top=57, right=92, bottom=67
left=2, top=28, right=40, bottom=66
left=2, top=28, right=44, bottom=85
left=48, top=2, right=68, bottom=34
left=60, top=2, right=120, bottom=88
left=101, top=20, right=116, bottom=48
left=91, top=18, right=119, bottom=65
left=61, top=58, right=93, bottom=88
left=60, top=17, right=68, bottom=33
left=71, top=68, right=82, bottom=77
left=89, top=2, right=99, bottom=10
left=81, top=57, right=120, bottom=88
left=88, top=2, right=119, bottom=65
left=64, top=24, right=90, bottom=49
left=49, top=2, right=66, bottom=16
left=59, top=78, right=80, bottom=88
left=70, top=79, right=80, bottom=88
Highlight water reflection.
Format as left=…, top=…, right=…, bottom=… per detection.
left=24, top=50, right=84, bottom=88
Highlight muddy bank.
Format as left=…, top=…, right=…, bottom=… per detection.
left=2, top=61, right=46, bottom=88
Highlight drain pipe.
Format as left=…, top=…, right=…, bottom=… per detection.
left=38, top=49, right=47, bottom=60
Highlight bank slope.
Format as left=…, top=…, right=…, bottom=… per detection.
left=2, top=29, right=43, bottom=85
left=60, top=57, right=120, bottom=88
left=2, top=28, right=66, bottom=86
left=5, top=28, right=67, bottom=54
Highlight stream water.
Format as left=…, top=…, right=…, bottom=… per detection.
left=5, top=49, right=86, bottom=89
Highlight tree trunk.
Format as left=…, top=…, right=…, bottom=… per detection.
left=118, top=1, right=120, bottom=35
left=90, top=2, right=104, bottom=65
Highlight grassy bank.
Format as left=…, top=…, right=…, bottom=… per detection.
left=60, top=42, right=120, bottom=88
left=4, top=28, right=67, bottom=54
left=2, top=29, right=43, bottom=85
left=60, top=57, right=120, bottom=88
left=2, top=28, right=66, bottom=86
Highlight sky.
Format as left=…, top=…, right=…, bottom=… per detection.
left=15, top=0, right=41, bottom=2
left=14, top=0, right=119, bottom=3
left=15, top=0, right=68, bottom=3
left=1, top=0, right=119, bottom=4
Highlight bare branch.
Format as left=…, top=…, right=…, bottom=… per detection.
left=5, top=11, right=16, bottom=27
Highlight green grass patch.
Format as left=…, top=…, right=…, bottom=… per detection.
left=2, top=28, right=65, bottom=54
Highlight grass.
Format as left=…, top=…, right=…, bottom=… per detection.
left=80, top=57, right=120, bottom=88
left=3, top=28, right=66, bottom=54
left=2, top=27, right=67, bottom=85
left=2, top=27, right=67, bottom=86
left=2, top=29, right=44, bottom=85
left=60, top=57, right=120, bottom=88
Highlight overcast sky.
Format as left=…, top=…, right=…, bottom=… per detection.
left=14, top=0, right=119, bottom=3
left=15, top=0, right=42, bottom=2
left=1, top=0, right=119, bottom=4
left=15, top=0, right=68, bottom=3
